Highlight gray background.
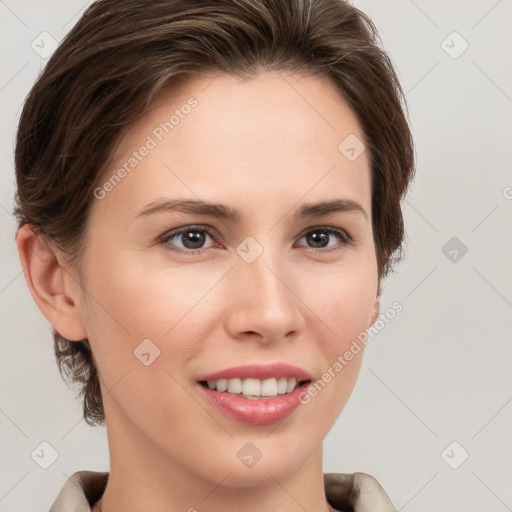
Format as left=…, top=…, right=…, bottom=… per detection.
left=1, top=1, right=511, bottom=511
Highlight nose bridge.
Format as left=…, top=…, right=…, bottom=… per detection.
left=240, top=236, right=288, bottom=302
left=229, top=234, right=302, bottom=339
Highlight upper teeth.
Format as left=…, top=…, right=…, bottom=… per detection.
left=206, top=377, right=299, bottom=398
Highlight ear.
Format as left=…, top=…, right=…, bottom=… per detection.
left=368, top=292, right=381, bottom=327
left=15, top=224, right=88, bottom=341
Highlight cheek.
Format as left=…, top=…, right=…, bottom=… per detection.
left=311, top=258, right=378, bottom=345
left=303, top=254, right=377, bottom=400
left=79, top=258, right=211, bottom=426
left=83, top=239, right=378, bottom=359
left=81, top=253, right=227, bottom=369
left=295, top=268, right=375, bottom=433
left=82, top=233, right=377, bottom=392
left=326, top=276, right=376, bottom=338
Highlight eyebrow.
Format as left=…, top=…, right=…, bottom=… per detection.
left=136, top=197, right=368, bottom=221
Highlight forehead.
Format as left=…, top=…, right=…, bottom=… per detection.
left=95, top=71, right=371, bottom=222
left=115, top=70, right=363, bottom=157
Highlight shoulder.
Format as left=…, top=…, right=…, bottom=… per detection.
left=49, top=471, right=109, bottom=512
left=324, top=472, right=397, bottom=512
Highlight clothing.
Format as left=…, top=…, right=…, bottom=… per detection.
left=49, top=470, right=397, bottom=511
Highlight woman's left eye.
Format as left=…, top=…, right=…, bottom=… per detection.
left=296, top=227, right=353, bottom=252
left=158, top=225, right=353, bottom=254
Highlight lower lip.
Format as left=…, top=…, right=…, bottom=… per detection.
left=197, top=382, right=310, bottom=425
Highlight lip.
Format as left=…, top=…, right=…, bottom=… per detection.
left=197, top=363, right=312, bottom=382
left=197, top=380, right=311, bottom=425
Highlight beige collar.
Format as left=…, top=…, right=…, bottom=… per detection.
left=50, top=470, right=397, bottom=512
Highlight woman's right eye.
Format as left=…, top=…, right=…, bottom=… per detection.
left=159, top=226, right=219, bottom=254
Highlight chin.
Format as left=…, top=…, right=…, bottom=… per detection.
left=197, top=433, right=320, bottom=489
left=216, top=459, right=306, bottom=489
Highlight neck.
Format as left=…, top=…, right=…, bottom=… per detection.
left=97, top=412, right=333, bottom=512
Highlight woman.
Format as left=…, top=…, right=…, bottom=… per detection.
left=14, top=0, right=414, bottom=510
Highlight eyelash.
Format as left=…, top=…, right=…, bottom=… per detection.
left=158, top=225, right=354, bottom=255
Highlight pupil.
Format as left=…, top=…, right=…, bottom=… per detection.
left=184, top=231, right=204, bottom=249
left=309, top=231, right=328, bottom=248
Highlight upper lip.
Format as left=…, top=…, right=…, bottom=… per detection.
left=197, top=363, right=312, bottom=382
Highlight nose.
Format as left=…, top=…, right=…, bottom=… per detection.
left=224, top=241, right=306, bottom=345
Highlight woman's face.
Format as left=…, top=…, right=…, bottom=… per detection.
left=75, top=71, right=379, bottom=486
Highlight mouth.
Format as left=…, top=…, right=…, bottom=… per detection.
left=196, top=363, right=313, bottom=425
left=198, top=377, right=311, bottom=400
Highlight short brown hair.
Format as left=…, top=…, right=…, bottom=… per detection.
left=14, top=0, right=415, bottom=426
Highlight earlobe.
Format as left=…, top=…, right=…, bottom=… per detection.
left=15, top=224, right=87, bottom=341
left=369, top=297, right=381, bottom=326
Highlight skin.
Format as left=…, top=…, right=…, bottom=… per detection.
left=17, top=71, right=380, bottom=512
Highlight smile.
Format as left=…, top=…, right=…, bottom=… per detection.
left=196, top=363, right=313, bottom=424
left=199, top=377, right=307, bottom=399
